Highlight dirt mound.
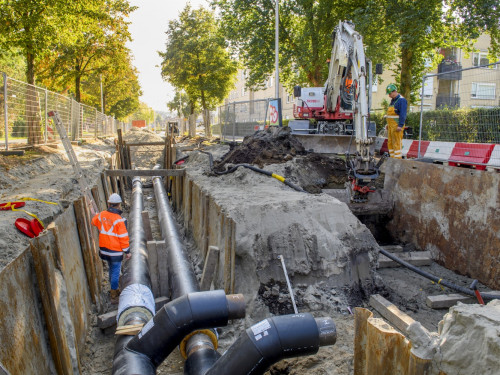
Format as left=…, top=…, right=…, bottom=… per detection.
left=216, top=127, right=307, bottom=168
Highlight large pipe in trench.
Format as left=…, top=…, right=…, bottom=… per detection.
left=113, top=177, right=156, bottom=375
left=149, top=171, right=223, bottom=374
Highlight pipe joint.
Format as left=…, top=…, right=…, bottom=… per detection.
left=125, top=290, right=246, bottom=368
left=206, top=313, right=336, bottom=375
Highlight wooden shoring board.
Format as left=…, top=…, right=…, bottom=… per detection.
left=73, top=197, right=101, bottom=308
left=104, top=169, right=185, bottom=177
left=369, top=294, right=415, bottom=334
left=30, top=232, right=79, bottom=375
left=157, top=240, right=169, bottom=298
left=142, top=211, right=154, bottom=242
left=201, top=246, right=220, bottom=291
left=146, top=240, right=160, bottom=298
left=100, top=172, right=110, bottom=203
left=84, top=194, right=104, bottom=286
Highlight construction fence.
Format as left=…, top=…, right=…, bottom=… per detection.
left=0, top=72, right=128, bottom=150
left=214, top=99, right=273, bottom=142
left=414, top=62, right=500, bottom=161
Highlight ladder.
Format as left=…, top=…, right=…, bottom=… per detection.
left=48, top=111, right=99, bottom=216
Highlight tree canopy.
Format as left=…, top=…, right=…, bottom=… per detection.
left=160, top=5, right=238, bottom=133
left=212, top=0, right=500, bottom=103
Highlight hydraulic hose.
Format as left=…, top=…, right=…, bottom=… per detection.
left=205, top=313, right=337, bottom=375
left=379, top=248, right=500, bottom=300
left=125, top=291, right=245, bottom=368
left=197, top=150, right=306, bottom=193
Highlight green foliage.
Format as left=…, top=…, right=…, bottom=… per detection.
left=12, top=118, right=27, bottom=137
left=167, top=91, right=191, bottom=118
left=212, top=0, right=345, bottom=90
left=160, top=5, right=238, bottom=117
left=372, top=107, right=500, bottom=143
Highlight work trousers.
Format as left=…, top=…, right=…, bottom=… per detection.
left=107, top=260, right=122, bottom=290
left=387, top=123, right=403, bottom=159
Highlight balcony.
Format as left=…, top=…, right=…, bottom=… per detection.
left=437, top=61, right=463, bottom=80
left=436, top=94, right=460, bottom=108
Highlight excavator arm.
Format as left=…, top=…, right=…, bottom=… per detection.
left=326, top=21, right=382, bottom=202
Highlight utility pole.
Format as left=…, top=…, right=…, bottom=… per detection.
left=275, top=0, right=280, bottom=99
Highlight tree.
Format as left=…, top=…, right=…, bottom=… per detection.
left=167, top=91, right=191, bottom=118
left=160, top=5, right=238, bottom=136
left=349, top=0, right=500, bottom=102
left=38, top=0, right=136, bottom=103
left=212, top=0, right=345, bottom=90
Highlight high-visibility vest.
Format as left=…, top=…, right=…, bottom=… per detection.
left=91, top=210, right=130, bottom=253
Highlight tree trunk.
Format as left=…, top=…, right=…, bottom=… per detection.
left=75, top=67, right=81, bottom=103
left=188, top=101, right=196, bottom=137
left=26, top=50, right=42, bottom=145
left=400, top=47, right=413, bottom=102
left=200, top=91, right=211, bottom=137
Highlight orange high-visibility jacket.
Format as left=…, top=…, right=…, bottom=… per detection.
left=92, top=209, right=130, bottom=258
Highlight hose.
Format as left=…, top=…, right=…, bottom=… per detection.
left=197, top=150, right=306, bottom=193
left=379, top=248, right=500, bottom=300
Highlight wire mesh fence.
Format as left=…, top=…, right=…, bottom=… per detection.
left=215, top=99, right=272, bottom=142
left=0, top=72, right=127, bottom=150
left=417, top=62, right=500, bottom=163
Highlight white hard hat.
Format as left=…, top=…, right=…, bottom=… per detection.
left=108, top=193, right=122, bottom=204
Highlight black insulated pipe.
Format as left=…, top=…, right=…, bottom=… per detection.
left=120, top=177, right=152, bottom=290
left=205, top=313, right=337, bottom=375
left=113, top=177, right=156, bottom=375
left=152, top=171, right=199, bottom=298
left=126, top=290, right=245, bottom=367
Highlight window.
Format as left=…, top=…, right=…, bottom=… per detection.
left=286, top=94, right=293, bottom=103
left=471, top=82, right=496, bottom=99
left=421, top=77, right=433, bottom=98
left=241, top=87, right=246, bottom=96
left=472, top=52, right=496, bottom=69
left=372, top=78, right=378, bottom=93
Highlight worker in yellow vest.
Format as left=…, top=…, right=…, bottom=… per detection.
left=385, top=84, right=407, bottom=159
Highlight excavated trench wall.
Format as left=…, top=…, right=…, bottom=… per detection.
left=383, top=159, right=500, bottom=290
left=172, top=150, right=382, bottom=318
left=0, top=180, right=108, bottom=375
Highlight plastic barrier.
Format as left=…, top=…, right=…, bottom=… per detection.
left=423, top=141, right=456, bottom=162
left=449, top=143, right=495, bottom=170
left=486, top=144, right=500, bottom=170
left=407, top=141, right=430, bottom=159
left=401, top=139, right=414, bottom=159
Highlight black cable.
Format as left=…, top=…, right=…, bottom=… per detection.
left=379, top=248, right=499, bottom=300
left=197, top=150, right=306, bottom=193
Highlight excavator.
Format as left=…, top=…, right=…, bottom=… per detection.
left=292, top=21, right=384, bottom=202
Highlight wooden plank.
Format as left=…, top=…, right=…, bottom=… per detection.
left=426, top=294, right=474, bottom=309
left=142, top=211, right=154, bottom=242
left=369, top=294, right=415, bottom=334
left=125, top=141, right=166, bottom=147
left=30, top=232, right=78, bottom=375
left=147, top=240, right=160, bottom=298
left=200, top=246, right=220, bottom=291
left=378, top=251, right=432, bottom=268
left=157, top=240, right=169, bottom=298
left=105, top=169, right=185, bottom=177
left=230, top=220, right=236, bottom=294
left=0, top=150, right=24, bottom=156
left=83, top=195, right=104, bottom=288
left=116, top=323, right=144, bottom=336
left=223, top=218, right=231, bottom=294
left=74, top=197, right=100, bottom=307
left=97, top=296, right=168, bottom=329
left=381, top=245, right=403, bottom=253
left=100, top=172, right=110, bottom=202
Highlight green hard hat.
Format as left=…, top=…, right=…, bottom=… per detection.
left=386, top=83, right=397, bottom=94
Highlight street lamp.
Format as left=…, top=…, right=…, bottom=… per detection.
left=275, top=0, right=279, bottom=100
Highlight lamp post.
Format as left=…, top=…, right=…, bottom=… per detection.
left=275, top=0, right=279, bottom=99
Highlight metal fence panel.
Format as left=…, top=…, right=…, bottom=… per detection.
left=418, top=62, right=500, bottom=161
left=0, top=72, right=125, bottom=149
left=216, top=99, right=271, bottom=142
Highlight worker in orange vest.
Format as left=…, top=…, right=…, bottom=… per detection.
left=91, top=193, right=130, bottom=304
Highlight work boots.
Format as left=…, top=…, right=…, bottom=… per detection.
left=110, top=289, right=120, bottom=304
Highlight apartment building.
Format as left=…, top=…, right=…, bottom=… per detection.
left=226, top=34, right=498, bottom=119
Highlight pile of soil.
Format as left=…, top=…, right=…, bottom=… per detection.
left=215, top=127, right=307, bottom=169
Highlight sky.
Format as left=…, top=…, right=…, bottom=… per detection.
left=127, top=0, right=209, bottom=112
